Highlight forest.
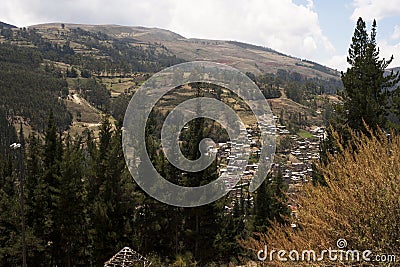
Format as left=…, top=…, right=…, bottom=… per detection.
left=0, top=43, right=72, bottom=131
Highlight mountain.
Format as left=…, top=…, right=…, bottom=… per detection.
left=387, top=66, right=400, bottom=74
left=0, top=21, right=17, bottom=29
left=386, top=67, right=400, bottom=90
left=0, top=22, right=343, bottom=134
left=32, top=23, right=184, bottom=41
left=31, top=23, right=340, bottom=80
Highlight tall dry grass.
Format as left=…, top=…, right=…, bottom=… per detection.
left=242, top=129, right=400, bottom=266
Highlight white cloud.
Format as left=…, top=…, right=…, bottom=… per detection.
left=303, top=36, right=317, bottom=54
left=168, top=0, right=334, bottom=61
left=324, top=39, right=400, bottom=72
left=348, top=1, right=400, bottom=68
left=326, top=40, right=400, bottom=71
left=391, top=25, right=400, bottom=40
left=306, top=0, right=314, bottom=10
left=351, top=0, right=400, bottom=21
left=324, top=54, right=349, bottom=72
left=378, top=39, right=400, bottom=68
left=0, top=0, right=176, bottom=27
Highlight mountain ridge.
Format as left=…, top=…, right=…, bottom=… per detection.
left=30, top=22, right=341, bottom=79
left=0, top=21, right=17, bottom=29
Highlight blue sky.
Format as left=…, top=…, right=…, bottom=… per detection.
left=300, top=0, right=354, bottom=53
left=302, top=0, right=400, bottom=70
left=1, top=0, right=399, bottom=71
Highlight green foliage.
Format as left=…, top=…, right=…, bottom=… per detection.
left=0, top=43, right=42, bottom=68
left=110, top=94, right=130, bottom=121
left=66, top=67, right=78, bottom=78
left=0, top=113, right=19, bottom=266
left=2, top=26, right=185, bottom=74
left=0, top=43, right=72, bottom=130
left=297, top=130, right=314, bottom=139
left=285, top=82, right=302, bottom=102
left=247, top=68, right=342, bottom=104
left=253, top=171, right=290, bottom=232
left=0, top=106, right=293, bottom=266
left=0, top=32, right=297, bottom=267
left=340, top=18, right=400, bottom=134
left=321, top=18, right=400, bottom=170
left=79, top=78, right=111, bottom=111
left=80, top=68, right=92, bottom=78
left=0, top=108, right=18, bottom=156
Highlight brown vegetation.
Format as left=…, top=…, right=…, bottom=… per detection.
left=242, top=129, right=400, bottom=266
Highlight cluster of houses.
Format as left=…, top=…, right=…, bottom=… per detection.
left=207, top=120, right=326, bottom=213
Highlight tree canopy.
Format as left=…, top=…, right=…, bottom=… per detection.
left=340, top=18, right=400, bottom=133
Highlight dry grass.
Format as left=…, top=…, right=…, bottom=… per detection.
left=31, top=23, right=340, bottom=79
left=242, top=129, right=400, bottom=266
left=101, top=77, right=137, bottom=95
left=64, top=92, right=111, bottom=137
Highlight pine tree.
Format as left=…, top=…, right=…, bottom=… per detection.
left=253, top=171, right=289, bottom=232
left=253, top=174, right=274, bottom=232
left=320, top=18, right=400, bottom=176
left=340, top=18, right=400, bottom=133
left=0, top=118, right=20, bottom=266
left=89, top=119, right=140, bottom=265
left=57, top=135, right=88, bottom=266
left=42, top=111, right=63, bottom=266
left=271, top=171, right=290, bottom=225
left=25, top=133, right=47, bottom=266
left=0, top=178, right=21, bottom=266
left=89, top=118, right=115, bottom=265
left=180, top=85, right=222, bottom=262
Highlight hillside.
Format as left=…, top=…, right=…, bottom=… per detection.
left=0, top=21, right=343, bottom=136
left=0, top=21, right=17, bottom=29
left=0, top=43, right=72, bottom=132
left=31, top=23, right=341, bottom=79
left=386, top=66, right=400, bottom=90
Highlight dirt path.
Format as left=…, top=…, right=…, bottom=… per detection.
left=70, top=93, right=103, bottom=115
left=280, top=88, right=287, bottom=98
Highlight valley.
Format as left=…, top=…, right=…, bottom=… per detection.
left=4, top=19, right=398, bottom=267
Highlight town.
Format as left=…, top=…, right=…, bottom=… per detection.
left=207, top=116, right=326, bottom=219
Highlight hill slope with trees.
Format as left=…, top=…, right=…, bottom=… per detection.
left=31, top=22, right=341, bottom=79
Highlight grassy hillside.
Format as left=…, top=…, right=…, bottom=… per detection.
left=32, top=23, right=341, bottom=79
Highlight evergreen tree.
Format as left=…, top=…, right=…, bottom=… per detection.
left=271, top=171, right=290, bottom=225
left=25, top=133, right=47, bottom=266
left=253, top=174, right=274, bottom=232
left=340, top=18, right=400, bottom=134
left=57, top=135, right=89, bottom=266
left=253, top=171, right=289, bottom=232
left=89, top=118, right=114, bottom=265
left=89, top=119, right=139, bottom=265
left=320, top=18, right=400, bottom=179
left=42, top=111, right=63, bottom=266
left=0, top=119, right=20, bottom=266
left=0, top=179, right=21, bottom=266
left=181, top=86, right=222, bottom=263
left=213, top=195, right=247, bottom=263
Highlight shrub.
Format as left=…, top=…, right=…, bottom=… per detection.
left=242, top=129, right=400, bottom=265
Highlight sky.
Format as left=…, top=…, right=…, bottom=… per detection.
left=1, top=0, right=400, bottom=71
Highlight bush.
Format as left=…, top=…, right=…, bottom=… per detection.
left=242, top=129, right=400, bottom=265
